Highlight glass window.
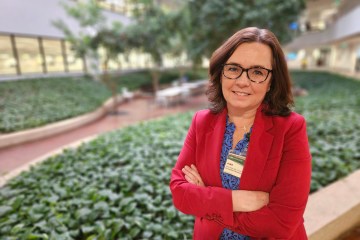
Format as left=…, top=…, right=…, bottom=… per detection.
left=0, top=35, right=16, bottom=75
left=356, top=46, right=360, bottom=72
left=108, top=58, right=120, bottom=70
left=128, top=51, right=140, bottom=69
left=65, top=42, right=83, bottom=72
left=16, top=37, right=43, bottom=74
left=43, top=39, right=64, bottom=72
left=112, top=0, right=128, bottom=14
left=118, top=54, right=130, bottom=70
left=97, top=1, right=113, bottom=11
left=96, top=0, right=140, bottom=16
left=98, top=47, right=119, bottom=71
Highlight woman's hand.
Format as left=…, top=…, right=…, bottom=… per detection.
left=182, top=164, right=205, bottom=187
left=182, top=164, right=268, bottom=212
left=232, top=190, right=269, bottom=212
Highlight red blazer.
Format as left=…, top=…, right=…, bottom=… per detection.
left=170, top=106, right=311, bottom=239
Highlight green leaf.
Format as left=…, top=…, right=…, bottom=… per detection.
left=142, top=230, right=153, bottom=238
left=129, top=227, right=141, bottom=238
left=166, top=208, right=177, bottom=219
left=81, top=225, right=95, bottom=234
left=0, top=206, right=12, bottom=217
left=94, top=201, right=109, bottom=211
left=76, top=207, right=92, bottom=219
left=10, top=223, right=25, bottom=234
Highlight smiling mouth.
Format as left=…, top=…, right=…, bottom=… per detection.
left=232, top=91, right=250, bottom=96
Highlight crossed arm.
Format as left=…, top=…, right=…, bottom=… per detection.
left=170, top=112, right=311, bottom=238
left=182, top=164, right=269, bottom=212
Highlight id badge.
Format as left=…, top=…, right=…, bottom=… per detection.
left=224, top=150, right=246, bottom=178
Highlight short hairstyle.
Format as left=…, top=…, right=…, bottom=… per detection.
left=206, top=27, right=294, bottom=116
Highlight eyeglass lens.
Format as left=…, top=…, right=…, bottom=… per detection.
left=223, top=65, right=269, bottom=83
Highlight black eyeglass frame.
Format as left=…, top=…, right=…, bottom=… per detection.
left=222, top=63, right=273, bottom=84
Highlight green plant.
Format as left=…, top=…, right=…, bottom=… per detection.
left=0, top=113, right=194, bottom=239
left=0, top=69, right=208, bottom=133
left=0, top=77, right=111, bottom=133
left=291, top=71, right=360, bottom=192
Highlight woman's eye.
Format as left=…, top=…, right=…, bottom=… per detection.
left=253, top=69, right=264, bottom=76
left=227, top=66, right=239, bottom=72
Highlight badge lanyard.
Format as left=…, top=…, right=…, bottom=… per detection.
left=223, top=144, right=248, bottom=178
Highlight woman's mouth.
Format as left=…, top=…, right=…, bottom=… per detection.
left=232, top=91, right=250, bottom=96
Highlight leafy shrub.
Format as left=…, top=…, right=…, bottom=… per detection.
left=111, top=68, right=208, bottom=93
left=0, top=113, right=194, bottom=239
left=0, top=69, right=208, bottom=133
left=159, top=69, right=208, bottom=84
left=0, top=77, right=111, bottom=133
left=291, top=71, right=360, bottom=192
left=110, top=71, right=152, bottom=91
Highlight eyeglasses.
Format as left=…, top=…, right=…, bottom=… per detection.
left=222, top=64, right=272, bottom=83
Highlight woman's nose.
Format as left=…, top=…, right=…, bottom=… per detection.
left=235, top=71, right=250, bottom=86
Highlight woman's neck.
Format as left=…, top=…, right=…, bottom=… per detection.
left=227, top=106, right=257, bottom=148
left=227, top=106, right=257, bottom=124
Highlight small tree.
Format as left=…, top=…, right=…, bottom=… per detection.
left=90, top=23, right=129, bottom=112
left=53, top=0, right=106, bottom=76
left=180, top=0, right=305, bottom=67
left=54, top=0, right=129, bottom=113
left=165, top=8, right=191, bottom=81
left=126, top=2, right=173, bottom=95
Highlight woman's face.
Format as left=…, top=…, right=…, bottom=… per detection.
left=221, top=42, right=272, bottom=114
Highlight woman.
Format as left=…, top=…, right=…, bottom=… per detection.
left=169, top=27, right=311, bottom=239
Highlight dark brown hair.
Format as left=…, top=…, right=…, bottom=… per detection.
left=206, top=27, right=294, bottom=116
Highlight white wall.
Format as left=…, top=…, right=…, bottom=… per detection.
left=286, top=4, right=360, bottom=51
left=0, top=0, right=132, bottom=38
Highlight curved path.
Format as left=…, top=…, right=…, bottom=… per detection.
left=0, top=94, right=208, bottom=175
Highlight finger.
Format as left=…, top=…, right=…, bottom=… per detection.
left=182, top=169, right=197, bottom=185
left=186, top=165, right=204, bottom=187
left=190, top=164, right=198, bottom=171
left=184, top=174, right=196, bottom=184
left=185, top=165, right=198, bottom=176
left=185, top=174, right=202, bottom=186
left=183, top=165, right=205, bottom=187
left=189, top=165, right=202, bottom=180
left=182, top=166, right=197, bottom=180
left=185, top=165, right=203, bottom=184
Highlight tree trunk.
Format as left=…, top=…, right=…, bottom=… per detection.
left=102, top=57, right=118, bottom=114
left=151, top=69, right=160, bottom=96
left=83, top=56, right=88, bottom=75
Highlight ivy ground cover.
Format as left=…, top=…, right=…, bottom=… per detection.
left=0, top=70, right=207, bottom=134
left=0, top=77, right=111, bottom=133
left=291, top=71, right=360, bottom=192
left=0, top=114, right=194, bottom=239
left=0, top=71, right=359, bottom=239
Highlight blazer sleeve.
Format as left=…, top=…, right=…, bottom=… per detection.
left=169, top=112, right=233, bottom=221
left=217, top=115, right=312, bottom=239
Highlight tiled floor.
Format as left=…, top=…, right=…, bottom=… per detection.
left=0, top=94, right=209, bottom=175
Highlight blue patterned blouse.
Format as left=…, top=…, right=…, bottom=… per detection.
left=219, top=117, right=251, bottom=240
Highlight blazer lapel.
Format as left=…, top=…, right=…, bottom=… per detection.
left=204, top=110, right=227, bottom=187
left=240, top=106, right=274, bottom=190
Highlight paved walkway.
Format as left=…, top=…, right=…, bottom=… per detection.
left=0, top=94, right=208, bottom=176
